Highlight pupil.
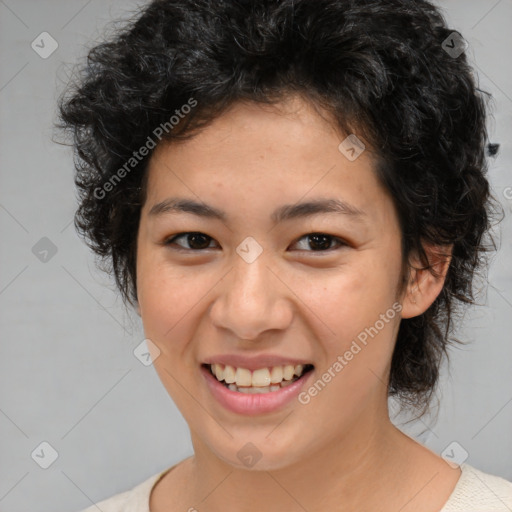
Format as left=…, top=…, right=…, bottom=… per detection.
left=309, top=234, right=331, bottom=251
left=188, top=233, right=210, bottom=249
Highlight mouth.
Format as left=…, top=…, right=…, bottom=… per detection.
left=201, top=362, right=315, bottom=394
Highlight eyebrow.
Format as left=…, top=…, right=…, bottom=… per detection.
left=148, top=197, right=367, bottom=223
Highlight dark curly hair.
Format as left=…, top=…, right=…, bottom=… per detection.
left=58, top=0, right=500, bottom=412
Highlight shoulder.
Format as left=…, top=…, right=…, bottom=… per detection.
left=441, top=464, right=512, bottom=511
left=75, top=470, right=166, bottom=512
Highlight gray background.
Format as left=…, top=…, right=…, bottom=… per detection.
left=0, top=1, right=511, bottom=511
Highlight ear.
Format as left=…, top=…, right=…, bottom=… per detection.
left=135, top=303, right=142, bottom=317
left=400, top=242, right=453, bottom=319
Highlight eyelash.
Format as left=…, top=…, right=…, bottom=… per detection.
left=163, top=232, right=348, bottom=253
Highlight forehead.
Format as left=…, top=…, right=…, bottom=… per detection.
left=142, top=96, right=395, bottom=227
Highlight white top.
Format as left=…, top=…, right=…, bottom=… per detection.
left=77, top=463, right=512, bottom=511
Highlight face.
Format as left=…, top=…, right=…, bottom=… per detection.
left=136, top=95, right=406, bottom=471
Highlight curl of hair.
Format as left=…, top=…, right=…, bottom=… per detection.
left=58, top=0, right=501, bottom=413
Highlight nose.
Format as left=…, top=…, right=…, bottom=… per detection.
left=209, top=255, right=293, bottom=341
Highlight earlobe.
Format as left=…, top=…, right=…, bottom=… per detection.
left=400, top=243, right=453, bottom=319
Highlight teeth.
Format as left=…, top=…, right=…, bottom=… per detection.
left=252, top=368, right=271, bottom=387
left=209, top=363, right=311, bottom=391
left=246, top=386, right=270, bottom=394
left=213, top=363, right=223, bottom=381
left=270, top=366, right=283, bottom=383
left=283, top=365, right=295, bottom=380
left=223, top=365, right=236, bottom=384
left=228, top=383, right=286, bottom=393
left=234, top=367, right=252, bottom=386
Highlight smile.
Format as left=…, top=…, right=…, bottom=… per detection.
left=201, top=361, right=315, bottom=415
left=205, top=363, right=314, bottom=393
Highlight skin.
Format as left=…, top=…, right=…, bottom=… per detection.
left=135, top=95, right=460, bottom=512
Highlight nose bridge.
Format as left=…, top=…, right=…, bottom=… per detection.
left=210, top=251, right=291, bottom=339
left=232, top=255, right=272, bottom=307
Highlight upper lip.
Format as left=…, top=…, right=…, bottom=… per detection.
left=202, top=354, right=313, bottom=371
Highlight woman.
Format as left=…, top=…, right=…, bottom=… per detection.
left=59, top=0, right=512, bottom=510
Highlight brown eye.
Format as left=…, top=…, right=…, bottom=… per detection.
left=165, top=232, right=217, bottom=250
left=292, top=233, right=347, bottom=252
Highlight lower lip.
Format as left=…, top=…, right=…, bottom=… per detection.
left=201, top=365, right=313, bottom=415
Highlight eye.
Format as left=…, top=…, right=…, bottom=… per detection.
left=164, top=232, right=218, bottom=251
left=291, top=233, right=347, bottom=252
left=163, top=232, right=348, bottom=253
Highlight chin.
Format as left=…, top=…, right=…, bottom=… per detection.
left=206, top=434, right=310, bottom=472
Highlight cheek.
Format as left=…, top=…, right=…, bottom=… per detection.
left=304, top=255, right=400, bottom=341
left=299, top=265, right=401, bottom=415
left=300, top=255, right=402, bottom=403
left=137, top=255, right=204, bottom=354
